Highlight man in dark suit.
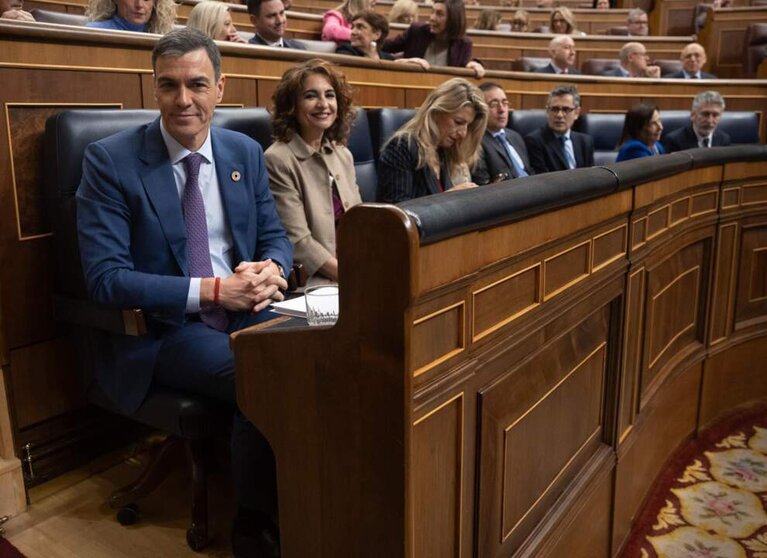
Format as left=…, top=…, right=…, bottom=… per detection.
left=246, top=0, right=306, bottom=49
left=524, top=84, right=594, bottom=174
left=76, top=29, right=292, bottom=557
left=601, top=42, right=661, bottom=78
left=662, top=90, right=731, bottom=152
left=472, top=82, right=534, bottom=184
left=664, top=42, right=717, bottom=79
left=534, top=35, right=582, bottom=75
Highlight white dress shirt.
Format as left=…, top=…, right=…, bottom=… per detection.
left=160, top=121, right=234, bottom=312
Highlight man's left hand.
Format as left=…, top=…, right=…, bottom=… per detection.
left=234, top=259, right=288, bottom=312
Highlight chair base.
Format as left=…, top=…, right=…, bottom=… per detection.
left=109, top=434, right=210, bottom=552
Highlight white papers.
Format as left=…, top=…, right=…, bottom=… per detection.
left=270, top=295, right=307, bottom=318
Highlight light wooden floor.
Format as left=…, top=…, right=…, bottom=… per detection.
left=4, top=445, right=236, bottom=557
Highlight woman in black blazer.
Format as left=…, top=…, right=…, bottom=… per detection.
left=377, top=77, right=488, bottom=203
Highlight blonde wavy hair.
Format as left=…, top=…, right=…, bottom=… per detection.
left=388, top=0, right=417, bottom=23
left=550, top=6, right=577, bottom=34
left=187, top=1, right=229, bottom=39
left=334, top=0, right=369, bottom=21
left=393, top=77, right=488, bottom=177
left=86, top=0, right=177, bottom=34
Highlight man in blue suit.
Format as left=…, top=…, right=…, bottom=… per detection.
left=76, top=29, right=292, bottom=557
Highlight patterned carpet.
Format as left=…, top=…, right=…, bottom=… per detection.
left=621, top=405, right=767, bottom=558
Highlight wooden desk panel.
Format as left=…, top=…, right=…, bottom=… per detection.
left=232, top=154, right=767, bottom=557
left=698, top=5, right=767, bottom=78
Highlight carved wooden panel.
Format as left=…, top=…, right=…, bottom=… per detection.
left=412, top=300, right=465, bottom=378
left=619, top=268, right=646, bottom=443
left=632, top=187, right=718, bottom=250
left=412, top=394, right=463, bottom=558
left=715, top=29, right=746, bottom=71
left=472, top=263, right=540, bottom=342
left=734, top=223, right=767, bottom=330
left=709, top=223, right=738, bottom=344
left=641, top=239, right=709, bottom=402
left=477, top=306, right=610, bottom=557
left=543, top=240, right=591, bottom=300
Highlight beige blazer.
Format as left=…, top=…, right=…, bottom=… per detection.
left=265, top=135, right=362, bottom=279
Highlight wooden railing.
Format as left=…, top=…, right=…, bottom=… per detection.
left=233, top=147, right=767, bottom=558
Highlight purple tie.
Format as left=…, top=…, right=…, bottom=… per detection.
left=182, top=153, right=227, bottom=331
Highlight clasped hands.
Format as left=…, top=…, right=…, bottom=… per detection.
left=202, top=259, right=287, bottom=313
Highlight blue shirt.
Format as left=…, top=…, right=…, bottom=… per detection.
left=86, top=15, right=146, bottom=32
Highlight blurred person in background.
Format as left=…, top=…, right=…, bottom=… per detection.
left=388, top=0, right=418, bottom=24
left=382, top=0, right=485, bottom=77
left=86, top=0, right=176, bottom=32
left=187, top=1, right=247, bottom=43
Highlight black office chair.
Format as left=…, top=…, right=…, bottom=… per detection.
left=509, top=109, right=548, bottom=138
left=578, top=112, right=624, bottom=165
left=348, top=108, right=378, bottom=202
left=44, top=109, right=227, bottom=551
left=367, top=107, right=416, bottom=160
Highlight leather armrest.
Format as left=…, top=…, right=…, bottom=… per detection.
left=53, top=296, right=147, bottom=336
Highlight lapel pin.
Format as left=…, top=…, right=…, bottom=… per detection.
left=231, top=170, right=241, bottom=182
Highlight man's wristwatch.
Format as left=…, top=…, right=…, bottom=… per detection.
left=275, top=263, right=287, bottom=293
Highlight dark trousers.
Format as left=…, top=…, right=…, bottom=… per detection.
left=152, top=310, right=278, bottom=518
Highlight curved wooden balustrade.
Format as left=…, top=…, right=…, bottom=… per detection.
left=232, top=146, right=767, bottom=557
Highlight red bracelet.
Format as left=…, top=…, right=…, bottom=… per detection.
left=213, top=277, right=221, bottom=305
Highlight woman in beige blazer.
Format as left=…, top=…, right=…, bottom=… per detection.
left=265, top=59, right=362, bottom=284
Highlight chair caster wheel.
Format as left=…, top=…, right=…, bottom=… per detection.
left=116, top=504, right=140, bottom=526
left=186, top=526, right=209, bottom=551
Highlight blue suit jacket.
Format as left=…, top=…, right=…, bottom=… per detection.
left=616, top=139, right=665, bottom=162
left=76, top=118, right=292, bottom=413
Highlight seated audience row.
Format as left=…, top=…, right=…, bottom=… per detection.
left=381, top=0, right=485, bottom=77
left=0, top=0, right=33, bottom=20
left=85, top=0, right=175, bottom=33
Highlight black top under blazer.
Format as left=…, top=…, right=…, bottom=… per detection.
left=661, top=124, right=732, bottom=153
left=377, top=135, right=454, bottom=203
left=524, top=125, right=595, bottom=174
left=472, top=129, right=534, bottom=185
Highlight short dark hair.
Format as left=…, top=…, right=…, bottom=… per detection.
left=434, top=0, right=466, bottom=40
left=152, top=28, right=221, bottom=80
left=478, top=81, right=504, bottom=93
left=619, top=101, right=658, bottom=144
left=352, top=9, right=389, bottom=47
left=548, top=84, right=580, bottom=107
left=247, top=0, right=281, bottom=17
left=271, top=59, right=356, bottom=144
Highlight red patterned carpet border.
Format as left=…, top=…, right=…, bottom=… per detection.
left=620, top=404, right=767, bottom=558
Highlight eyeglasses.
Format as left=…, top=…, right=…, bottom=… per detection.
left=547, top=106, right=576, bottom=114
left=488, top=100, right=510, bottom=109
